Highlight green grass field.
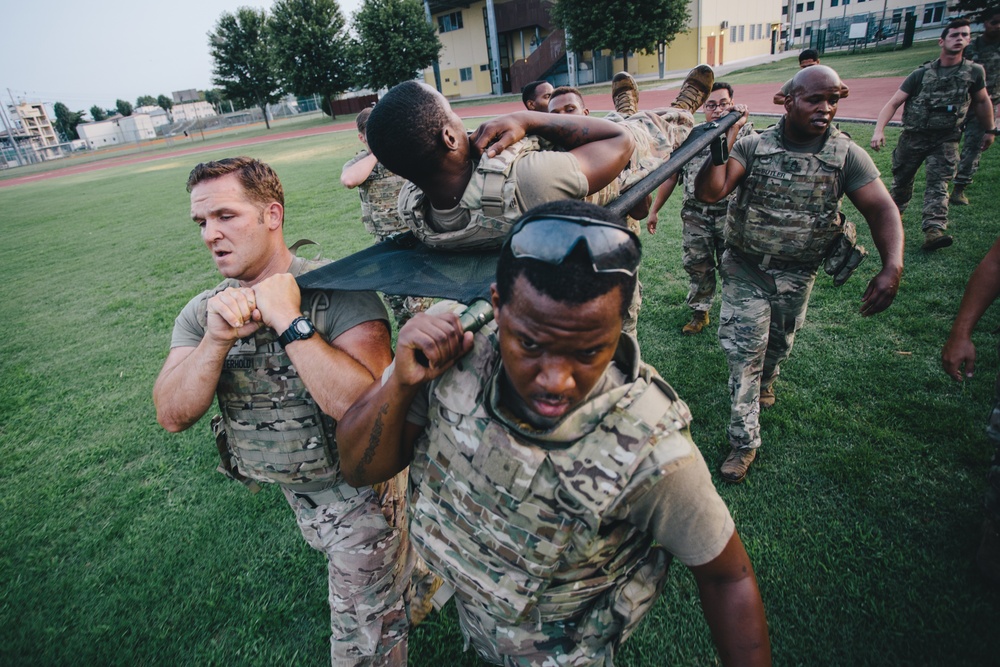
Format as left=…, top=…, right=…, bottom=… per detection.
left=3, top=46, right=1000, bottom=665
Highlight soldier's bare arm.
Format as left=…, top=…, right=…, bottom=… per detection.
left=871, top=89, right=909, bottom=150
left=470, top=111, right=634, bottom=195
left=337, top=311, right=473, bottom=486
left=341, top=152, right=379, bottom=188
left=971, top=87, right=997, bottom=151
left=647, top=175, right=678, bottom=234
left=694, top=106, right=749, bottom=203
left=689, top=532, right=772, bottom=667
left=154, top=287, right=262, bottom=432
left=252, top=273, right=392, bottom=420
left=847, top=178, right=904, bottom=317
left=943, top=236, right=1000, bottom=381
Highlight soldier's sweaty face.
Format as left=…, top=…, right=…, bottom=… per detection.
left=492, top=276, right=622, bottom=429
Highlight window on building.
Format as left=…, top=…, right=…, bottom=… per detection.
left=796, top=3, right=804, bottom=12
left=807, top=1, right=815, bottom=9
left=739, top=25, right=745, bottom=41
left=731, top=26, right=737, bottom=41
left=923, top=3, right=944, bottom=23
left=832, top=0, right=838, bottom=6
left=805, top=26, right=813, bottom=35
left=479, top=64, right=489, bottom=71
left=794, top=27, right=802, bottom=36
left=438, top=11, right=463, bottom=33
left=782, top=4, right=788, bottom=15
left=459, top=67, right=473, bottom=81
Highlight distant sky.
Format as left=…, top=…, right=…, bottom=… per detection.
left=0, top=0, right=363, bottom=115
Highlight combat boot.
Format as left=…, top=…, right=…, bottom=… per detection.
left=922, top=228, right=954, bottom=251
left=951, top=185, right=969, bottom=206
left=759, top=384, right=776, bottom=409
left=720, top=446, right=757, bottom=483
left=682, top=310, right=709, bottom=335
left=611, top=72, right=639, bottom=117
left=671, top=65, right=714, bottom=113
left=977, top=518, right=1000, bottom=585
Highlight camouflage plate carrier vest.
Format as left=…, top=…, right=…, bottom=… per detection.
left=409, top=321, right=694, bottom=625
left=397, top=136, right=552, bottom=251
left=725, top=118, right=850, bottom=265
left=682, top=121, right=753, bottom=215
left=358, top=154, right=409, bottom=240
left=967, top=36, right=1000, bottom=103
left=199, top=258, right=341, bottom=486
left=902, top=59, right=978, bottom=132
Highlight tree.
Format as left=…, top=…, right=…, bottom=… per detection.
left=352, top=0, right=441, bottom=93
left=951, top=2, right=998, bottom=21
left=210, top=7, right=282, bottom=129
left=89, top=106, right=107, bottom=122
left=115, top=99, right=133, bottom=117
left=552, top=0, right=689, bottom=72
left=136, top=95, right=157, bottom=108
left=156, top=94, right=174, bottom=118
left=52, top=102, right=85, bottom=141
left=270, top=0, right=352, bottom=120
left=203, top=89, right=225, bottom=112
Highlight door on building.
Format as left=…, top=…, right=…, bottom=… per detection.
left=707, top=36, right=717, bottom=66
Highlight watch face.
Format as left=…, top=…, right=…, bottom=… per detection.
left=294, top=319, right=313, bottom=335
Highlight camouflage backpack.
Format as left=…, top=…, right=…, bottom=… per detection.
left=902, top=58, right=979, bottom=132
left=725, top=118, right=852, bottom=265
left=355, top=153, right=409, bottom=240
left=408, top=317, right=694, bottom=625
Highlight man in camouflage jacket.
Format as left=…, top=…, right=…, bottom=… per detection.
left=872, top=18, right=995, bottom=250
left=696, top=66, right=903, bottom=484
left=953, top=10, right=1000, bottom=205
left=337, top=200, right=772, bottom=666
left=342, top=107, right=433, bottom=326
left=154, top=156, right=411, bottom=666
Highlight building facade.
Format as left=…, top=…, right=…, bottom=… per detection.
left=419, top=0, right=782, bottom=99
left=76, top=114, right=156, bottom=149
left=170, top=101, right=217, bottom=123
left=783, top=0, right=953, bottom=48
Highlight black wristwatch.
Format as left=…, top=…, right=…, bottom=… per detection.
left=278, top=316, right=316, bottom=348
left=988, top=128, right=1000, bottom=136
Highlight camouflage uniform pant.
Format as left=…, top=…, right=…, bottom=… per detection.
left=986, top=358, right=1000, bottom=525
left=890, top=130, right=960, bottom=232
left=681, top=203, right=727, bottom=312
left=955, top=111, right=994, bottom=187
left=383, top=294, right=435, bottom=328
left=450, top=547, right=670, bottom=666
left=622, top=215, right=643, bottom=338
left=282, top=472, right=412, bottom=666
left=718, top=249, right=817, bottom=450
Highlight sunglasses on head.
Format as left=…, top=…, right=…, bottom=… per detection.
left=504, top=214, right=641, bottom=277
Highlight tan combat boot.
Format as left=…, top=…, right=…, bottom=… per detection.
left=951, top=184, right=969, bottom=205
left=611, top=72, right=639, bottom=116
left=682, top=310, right=710, bottom=335
left=671, top=65, right=714, bottom=113
left=922, top=228, right=954, bottom=251
left=720, top=446, right=757, bottom=484
left=759, top=384, right=776, bottom=409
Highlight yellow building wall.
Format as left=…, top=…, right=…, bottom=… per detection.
left=423, top=1, right=495, bottom=98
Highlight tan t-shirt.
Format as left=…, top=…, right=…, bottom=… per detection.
left=508, top=150, right=590, bottom=211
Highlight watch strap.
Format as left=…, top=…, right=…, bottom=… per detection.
left=278, top=316, right=315, bottom=348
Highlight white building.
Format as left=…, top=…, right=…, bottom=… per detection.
left=76, top=114, right=157, bottom=148
left=170, top=101, right=217, bottom=123
left=134, top=105, right=171, bottom=128
left=783, top=0, right=952, bottom=48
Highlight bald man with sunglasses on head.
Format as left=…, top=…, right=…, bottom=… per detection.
left=337, top=200, right=771, bottom=666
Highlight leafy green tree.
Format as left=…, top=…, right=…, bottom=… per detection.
left=352, top=0, right=440, bottom=92
left=136, top=95, right=158, bottom=108
left=52, top=102, right=85, bottom=141
left=270, top=0, right=352, bottom=119
left=210, top=7, right=282, bottom=129
left=951, top=2, right=1000, bottom=21
left=115, top=99, right=134, bottom=117
left=203, top=88, right=224, bottom=110
left=552, top=0, right=689, bottom=72
left=156, top=94, right=174, bottom=118
left=90, top=105, right=107, bottom=122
